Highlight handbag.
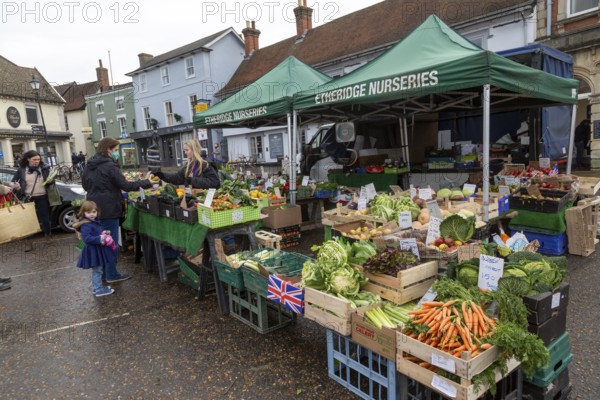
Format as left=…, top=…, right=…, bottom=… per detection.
left=47, top=184, right=62, bottom=207
left=0, top=201, right=41, bottom=244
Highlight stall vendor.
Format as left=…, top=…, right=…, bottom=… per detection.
left=153, top=140, right=220, bottom=189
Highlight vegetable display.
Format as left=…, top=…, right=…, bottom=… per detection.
left=370, top=194, right=420, bottom=221
left=439, top=214, right=475, bottom=243
left=362, top=248, right=419, bottom=276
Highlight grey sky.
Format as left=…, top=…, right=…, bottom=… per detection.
left=1, top=1, right=383, bottom=86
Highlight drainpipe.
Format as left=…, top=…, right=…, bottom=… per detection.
left=546, top=0, right=552, bottom=37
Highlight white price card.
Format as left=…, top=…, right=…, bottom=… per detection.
left=419, top=187, right=433, bottom=200
left=425, top=200, right=443, bottom=219
left=399, top=238, right=420, bottom=258
left=431, top=376, right=457, bottom=399
left=203, top=188, right=217, bottom=208
left=539, top=157, right=551, bottom=169
left=410, top=186, right=417, bottom=199
left=365, top=183, right=377, bottom=200
left=301, top=176, right=309, bottom=186
left=264, top=179, right=274, bottom=190
left=504, top=176, right=520, bottom=187
left=358, top=199, right=368, bottom=210
left=478, top=255, right=505, bottom=291
left=498, top=185, right=511, bottom=197
left=463, top=183, right=477, bottom=196
left=360, top=186, right=369, bottom=200
left=390, top=185, right=402, bottom=194
left=280, top=179, right=286, bottom=185
left=139, top=188, right=146, bottom=201
left=426, top=217, right=442, bottom=245
left=398, top=211, right=412, bottom=230
left=274, top=187, right=282, bottom=198
left=246, top=170, right=252, bottom=177
left=418, top=286, right=437, bottom=305
left=551, top=292, right=561, bottom=309
left=431, top=354, right=456, bottom=373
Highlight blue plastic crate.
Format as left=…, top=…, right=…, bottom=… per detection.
left=326, top=330, right=397, bottom=400
left=522, top=231, right=568, bottom=255
left=498, top=196, right=509, bottom=214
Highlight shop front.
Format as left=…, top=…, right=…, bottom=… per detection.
left=130, top=123, right=195, bottom=168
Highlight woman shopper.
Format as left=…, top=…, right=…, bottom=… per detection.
left=12, top=150, right=54, bottom=251
left=0, top=182, right=17, bottom=290
left=82, top=137, right=153, bottom=283
left=153, top=140, right=220, bottom=189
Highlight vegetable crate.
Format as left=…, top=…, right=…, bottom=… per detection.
left=214, top=260, right=245, bottom=290
left=304, top=287, right=358, bottom=336
left=521, top=231, right=567, bottom=256
left=146, top=196, right=161, bottom=216
left=175, top=206, right=198, bottom=224
left=523, top=367, right=570, bottom=400
left=315, top=189, right=338, bottom=199
left=255, top=230, right=282, bottom=249
left=396, top=331, right=519, bottom=400
left=525, top=332, right=572, bottom=388
left=398, top=366, right=523, bottom=400
left=177, top=256, right=201, bottom=290
left=197, top=204, right=261, bottom=229
left=508, top=189, right=569, bottom=213
left=565, top=197, right=600, bottom=256
left=159, top=199, right=177, bottom=219
left=227, top=284, right=296, bottom=334
left=362, top=261, right=439, bottom=305
left=326, top=329, right=398, bottom=400
left=241, top=252, right=312, bottom=295
left=522, top=282, right=569, bottom=325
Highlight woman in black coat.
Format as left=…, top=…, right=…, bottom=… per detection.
left=82, top=137, right=153, bottom=283
left=153, top=140, right=220, bottom=189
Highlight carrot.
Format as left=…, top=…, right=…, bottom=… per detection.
left=427, top=322, right=440, bottom=335
left=467, top=308, right=474, bottom=331
left=417, top=332, right=425, bottom=341
left=438, top=316, right=452, bottom=333
left=419, top=361, right=432, bottom=368
left=471, top=311, right=479, bottom=336
left=471, top=350, right=480, bottom=357
left=461, top=302, right=469, bottom=324
left=442, top=300, right=456, bottom=308
left=452, top=307, right=461, bottom=318
left=405, top=356, right=422, bottom=362
left=480, top=343, right=492, bottom=350
left=421, top=301, right=444, bottom=307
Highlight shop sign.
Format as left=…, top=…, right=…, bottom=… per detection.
left=6, top=107, right=21, bottom=128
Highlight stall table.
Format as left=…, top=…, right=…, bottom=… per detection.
left=328, top=172, right=408, bottom=192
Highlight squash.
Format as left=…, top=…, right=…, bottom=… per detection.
left=418, top=208, right=430, bottom=225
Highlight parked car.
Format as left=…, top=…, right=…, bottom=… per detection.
left=0, top=166, right=85, bottom=232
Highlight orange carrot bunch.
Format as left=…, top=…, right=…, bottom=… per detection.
left=404, top=300, right=497, bottom=358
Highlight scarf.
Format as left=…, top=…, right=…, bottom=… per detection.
left=27, top=165, right=41, bottom=176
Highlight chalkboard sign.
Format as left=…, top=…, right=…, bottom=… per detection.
left=594, top=120, right=600, bottom=140
left=269, top=133, right=284, bottom=158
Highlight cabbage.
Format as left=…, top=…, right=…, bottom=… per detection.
left=327, top=264, right=363, bottom=296
left=437, top=188, right=452, bottom=199
left=301, top=260, right=326, bottom=290
left=312, top=240, right=348, bottom=272
left=456, top=264, right=479, bottom=288
left=440, top=215, right=475, bottom=242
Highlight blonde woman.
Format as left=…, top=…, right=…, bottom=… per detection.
left=153, top=140, right=220, bottom=189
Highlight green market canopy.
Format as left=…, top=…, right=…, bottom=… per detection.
left=194, top=56, right=332, bottom=129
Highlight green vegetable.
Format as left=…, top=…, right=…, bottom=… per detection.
left=301, top=260, right=326, bottom=290
left=456, top=263, right=479, bottom=288
left=311, top=239, right=348, bottom=273
left=347, top=240, right=377, bottom=265
left=362, top=248, right=419, bottom=276
left=327, top=264, right=364, bottom=296
left=440, top=214, right=475, bottom=242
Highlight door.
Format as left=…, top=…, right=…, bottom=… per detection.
left=175, top=137, right=183, bottom=166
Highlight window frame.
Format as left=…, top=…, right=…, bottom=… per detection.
left=184, top=56, right=195, bottom=78
left=95, top=100, right=105, bottom=114
left=115, top=96, right=125, bottom=111
left=139, top=73, right=147, bottom=92
left=143, top=106, right=152, bottom=130
left=188, top=94, right=198, bottom=121
left=164, top=101, right=174, bottom=126
left=25, top=105, right=39, bottom=124
left=117, top=114, right=127, bottom=135
left=161, top=66, right=170, bottom=86
left=98, top=119, right=107, bottom=138
left=568, top=0, right=599, bottom=16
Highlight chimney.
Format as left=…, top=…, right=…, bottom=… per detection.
left=242, top=20, right=261, bottom=56
left=96, top=59, right=109, bottom=91
left=138, top=52, right=154, bottom=67
left=294, top=0, right=313, bottom=36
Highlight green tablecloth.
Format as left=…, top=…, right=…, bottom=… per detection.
left=123, top=206, right=208, bottom=254
left=508, top=207, right=568, bottom=234
left=328, top=173, right=401, bottom=192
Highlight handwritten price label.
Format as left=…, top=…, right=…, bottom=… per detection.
left=478, top=255, right=504, bottom=291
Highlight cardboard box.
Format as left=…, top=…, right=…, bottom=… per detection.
left=261, top=205, right=302, bottom=229
left=522, top=282, right=569, bottom=325
left=351, top=307, right=397, bottom=360
left=527, top=308, right=567, bottom=346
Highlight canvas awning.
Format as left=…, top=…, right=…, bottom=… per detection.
left=193, top=56, right=331, bottom=129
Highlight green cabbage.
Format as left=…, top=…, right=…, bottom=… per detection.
left=440, top=214, right=475, bottom=242
left=327, top=264, right=364, bottom=296
left=301, top=260, right=326, bottom=290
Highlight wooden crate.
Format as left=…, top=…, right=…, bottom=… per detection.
left=565, top=197, right=600, bottom=256
left=396, top=349, right=520, bottom=400
left=255, top=230, right=282, bottom=249
left=361, top=261, right=439, bottom=304
left=576, top=176, right=600, bottom=196
left=303, top=287, right=356, bottom=335
left=322, top=204, right=356, bottom=226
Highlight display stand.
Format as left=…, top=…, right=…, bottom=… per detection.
left=199, top=221, right=258, bottom=315
left=295, top=197, right=324, bottom=231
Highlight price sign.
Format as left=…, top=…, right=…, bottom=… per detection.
left=457, top=245, right=481, bottom=262
left=431, top=376, right=457, bottom=399
left=498, top=185, right=511, bottom=197
left=301, top=176, right=309, bottom=186
left=431, top=354, right=456, bottom=373
left=390, top=185, right=402, bottom=194
left=551, top=292, right=562, bottom=309
left=365, top=183, right=376, bottom=200
left=398, top=211, right=412, bottom=230
left=504, top=176, right=520, bottom=186
left=418, top=286, right=437, bottom=305
left=478, top=255, right=504, bottom=291
left=425, top=200, right=443, bottom=219
left=274, top=187, right=282, bottom=198
left=264, top=179, right=273, bottom=190
left=526, top=184, right=542, bottom=198
left=419, top=187, right=432, bottom=200
left=203, top=188, right=217, bottom=208
left=463, top=183, right=477, bottom=196
left=399, top=238, right=420, bottom=258
left=358, top=198, right=368, bottom=210
left=410, top=186, right=417, bottom=199
left=279, top=179, right=286, bottom=185
left=246, top=170, right=252, bottom=177
left=360, top=186, right=369, bottom=200
left=539, top=157, right=551, bottom=169
left=426, top=216, right=442, bottom=245
left=139, top=188, right=146, bottom=201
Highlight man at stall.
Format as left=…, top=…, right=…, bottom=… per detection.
left=574, top=119, right=591, bottom=170
left=153, top=140, right=220, bottom=189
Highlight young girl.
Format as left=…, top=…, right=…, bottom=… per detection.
left=73, top=201, right=117, bottom=297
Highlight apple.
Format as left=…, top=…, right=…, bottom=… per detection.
left=445, top=237, right=454, bottom=246
left=434, top=237, right=444, bottom=246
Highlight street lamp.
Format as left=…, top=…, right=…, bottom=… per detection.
left=29, top=75, right=52, bottom=166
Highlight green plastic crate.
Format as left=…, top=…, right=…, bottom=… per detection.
left=177, top=257, right=201, bottom=289
left=241, top=266, right=266, bottom=295
left=198, top=204, right=261, bottom=229
left=227, top=285, right=296, bottom=334
left=241, top=250, right=313, bottom=295
left=214, top=260, right=245, bottom=290
left=178, top=272, right=200, bottom=291
left=526, top=332, right=572, bottom=388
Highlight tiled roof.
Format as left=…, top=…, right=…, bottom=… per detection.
left=55, top=81, right=102, bottom=112
left=126, top=28, right=234, bottom=75
left=220, top=0, right=533, bottom=96
left=0, top=55, right=65, bottom=104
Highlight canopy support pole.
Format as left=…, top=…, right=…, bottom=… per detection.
left=290, top=111, right=298, bottom=205
left=483, top=85, right=491, bottom=223
left=287, top=112, right=293, bottom=180
left=566, top=104, right=578, bottom=175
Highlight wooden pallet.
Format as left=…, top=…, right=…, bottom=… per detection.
left=565, top=197, right=600, bottom=256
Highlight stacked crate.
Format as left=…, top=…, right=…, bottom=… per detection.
left=522, top=284, right=573, bottom=399
left=261, top=205, right=302, bottom=249
left=270, top=225, right=301, bottom=249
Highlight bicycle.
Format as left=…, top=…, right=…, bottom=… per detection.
left=54, top=162, right=73, bottom=182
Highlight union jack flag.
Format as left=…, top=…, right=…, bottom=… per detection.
left=267, top=274, right=304, bottom=315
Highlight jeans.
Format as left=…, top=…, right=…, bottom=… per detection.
left=91, top=266, right=104, bottom=291
left=100, top=218, right=120, bottom=280
left=32, top=194, right=52, bottom=235
left=575, top=141, right=584, bottom=168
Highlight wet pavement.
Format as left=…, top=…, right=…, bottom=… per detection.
left=0, top=228, right=597, bottom=399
